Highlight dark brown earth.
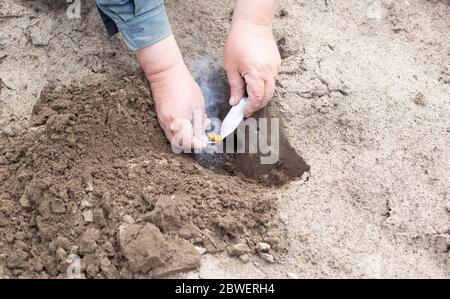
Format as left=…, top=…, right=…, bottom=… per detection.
left=0, top=75, right=307, bottom=278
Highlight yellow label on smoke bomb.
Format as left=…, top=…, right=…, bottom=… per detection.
left=207, top=132, right=222, bottom=142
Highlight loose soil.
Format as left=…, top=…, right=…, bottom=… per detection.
left=0, top=74, right=308, bottom=278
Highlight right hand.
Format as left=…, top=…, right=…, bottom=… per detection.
left=224, top=21, right=281, bottom=118
left=136, top=35, right=208, bottom=150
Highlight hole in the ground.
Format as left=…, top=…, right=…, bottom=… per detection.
left=195, top=114, right=310, bottom=187
left=193, top=62, right=310, bottom=187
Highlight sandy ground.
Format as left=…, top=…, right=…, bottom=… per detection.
left=0, top=0, right=449, bottom=278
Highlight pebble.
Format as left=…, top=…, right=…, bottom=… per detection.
left=80, top=200, right=93, bottom=209
left=194, top=246, right=207, bottom=255
left=259, top=253, right=275, bottom=264
left=83, top=210, right=94, bottom=223
left=239, top=254, right=250, bottom=264
left=19, top=195, right=31, bottom=208
left=256, top=242, right=271, bottom=253
left=227, top=243, right=250, bottom=257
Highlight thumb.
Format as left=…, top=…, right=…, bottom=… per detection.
left=227, top=69, right=246, bottom=106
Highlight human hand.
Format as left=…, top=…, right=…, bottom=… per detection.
left=136, top=35, right=207, bottom=150
left=224, top=2, right=281, bottom=117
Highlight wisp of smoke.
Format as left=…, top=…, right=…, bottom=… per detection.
left=191, top=56, right=231, bottom=169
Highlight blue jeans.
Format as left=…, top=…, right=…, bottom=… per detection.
left=95, top=0, right=172, bottom=51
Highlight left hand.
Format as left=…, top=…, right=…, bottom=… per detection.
left=224, top=20, right=281, bottom=117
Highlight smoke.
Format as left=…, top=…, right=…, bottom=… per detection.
left=192, top=57, right=230, bottom=120
left=191, top=56, right=231, bottom=168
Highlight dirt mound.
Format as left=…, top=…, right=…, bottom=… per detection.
left=0, top=75, right=295, bottom=278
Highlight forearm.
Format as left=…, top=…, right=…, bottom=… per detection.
left=232, top=0, right=279, bottom=27
left=135, top=35, right=185, bottom=81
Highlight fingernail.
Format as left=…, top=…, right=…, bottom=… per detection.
left=229, top=96, right=237, bottom=106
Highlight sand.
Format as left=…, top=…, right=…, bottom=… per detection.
left=0, top=0, right=449, bottom=278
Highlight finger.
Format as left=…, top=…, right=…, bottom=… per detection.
left=170, top=118, right=189, bottom=149
left=170, top=119, right=191, bottom=150
left=171, top=118, right=207, bottom=150
left=192, top=109, right=208, bottom=143
left=191, top=136, right=208, bottom=150
left=262, top=77, right=276, bottom=107
left=194, top=118, right=208, bottom=145
left=204, top=117, right=211, bottom=130
left=243, top=74, right=265, bottom=117
left=226, top=69, right=246, bottom=106
left=159, top=116, right=174, bottom=142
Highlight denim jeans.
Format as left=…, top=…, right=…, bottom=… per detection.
left=95, top=0, right=172, bottom=51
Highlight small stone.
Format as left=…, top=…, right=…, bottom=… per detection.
left=20, top=195, right=31, bottom=208
left=411, top=92, right=426, bottom=106
left=80, top=200, right=93, bottom=209
left=227, top=243, right=251, bottom=257
left=239, top=254, right=250, bottom=264
left=83, top=210, right=94, bottom=223
left=256, top=242, right=271, bottom=253
left=122, top=215, right=135, bottom=224
left=259, top=253, right=275, bottom=264
left=287, top=272, right=298, bottom=279
left=194, top=246, right=206, bottom=255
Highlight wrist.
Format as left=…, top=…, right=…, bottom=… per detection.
left=135, top=34, right=186, bottom=80
left=232, top=0, right=278, bottom=27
